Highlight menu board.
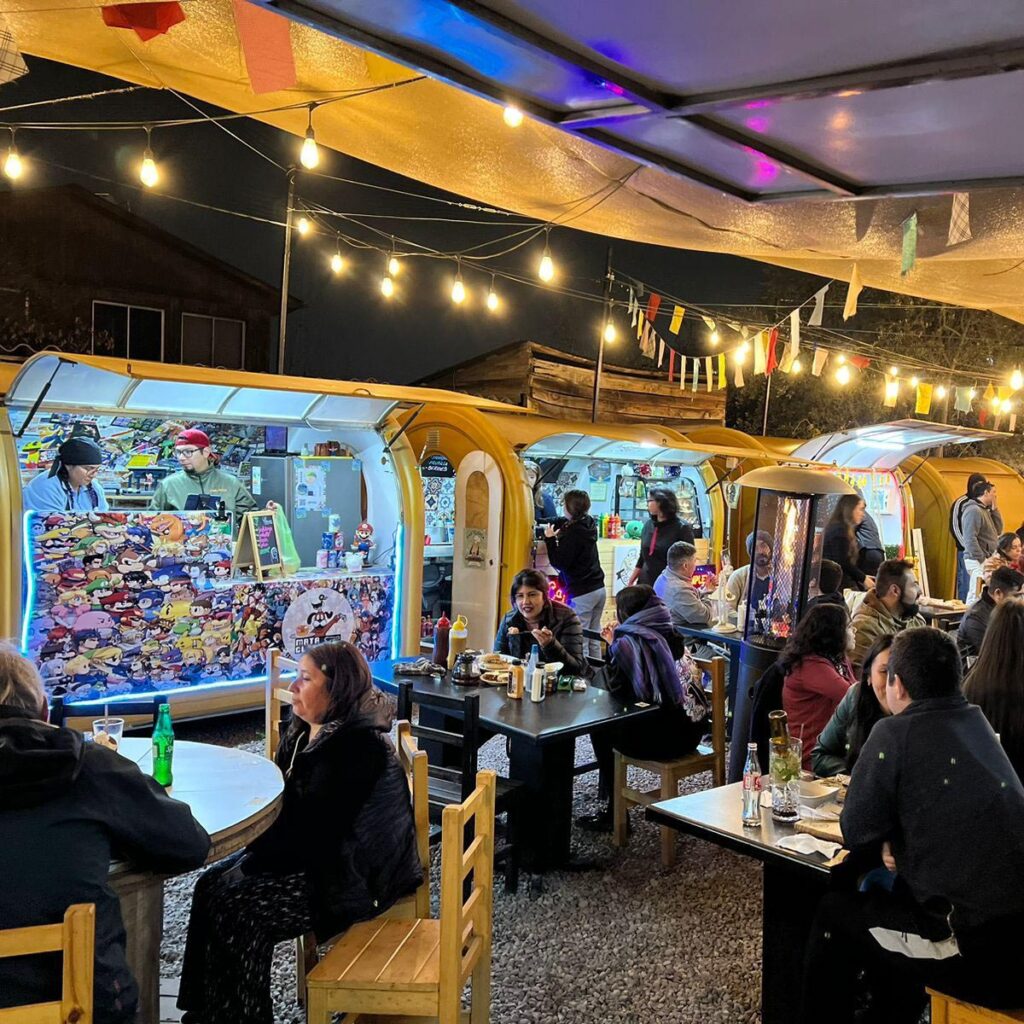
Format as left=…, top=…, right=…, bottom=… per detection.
left=233, top=511, right=282, bottom=581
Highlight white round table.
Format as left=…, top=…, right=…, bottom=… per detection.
left=110, top=738, right=284, bottom=1024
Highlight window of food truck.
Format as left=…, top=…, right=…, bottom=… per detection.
left=10, top=355, right=129, bottom=410
left=15, top=410, right=403, bottom=705
left=126, top=380, right=235, bottom=415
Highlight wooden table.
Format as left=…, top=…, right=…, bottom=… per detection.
left=647, top=783, right=838, bottom=1024
left=372, top=658, right=659, bottom=872
left=110, top=738, right=284, bottom=1024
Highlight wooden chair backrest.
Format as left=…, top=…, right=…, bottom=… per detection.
left=396, top=720, right=431, bottom=918
left=49, top=696, right=166, bottom=734
left=693, top=654, right=727, bottom=763
left=266, top=648, right=299, bottom=762
left=0, top=903, right=95, bottom=1024
left=439, top=770, right=495, bottom=1000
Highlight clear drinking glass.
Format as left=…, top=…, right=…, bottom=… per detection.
left=769, top=738, right=802, bottom=822
left=92, top=717, right=125, bottom=751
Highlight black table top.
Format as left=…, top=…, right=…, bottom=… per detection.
left=676, top=624, right=744, bottom=647
left=647, top=783, right=834, bottom=876
left=371, top=657, right=659, bottom=745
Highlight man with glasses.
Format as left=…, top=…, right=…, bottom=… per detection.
left=23, top=436, right=109, bottom=512
left=149, top=429, right=259, bottom=516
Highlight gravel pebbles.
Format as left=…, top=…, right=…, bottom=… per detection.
left=162, top=713, right=762, bottom=1023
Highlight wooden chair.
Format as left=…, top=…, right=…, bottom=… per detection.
left=307, top=771, right=496, bottom=1024
left=49, top=695, right=167, bottom=734
left=612, top=655, right=728, bottom=868
left=0, top=903, right=95, bottom=1024
left=929, top=990, right=1024, bottom=1023
left=265, top=647, right=300, bottom=761
left=388, top=721, right=431, bottom=921
left=397, top=681, right=520, bottom=892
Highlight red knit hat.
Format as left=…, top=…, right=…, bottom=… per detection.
left=176, top=428, right=212, bottom=449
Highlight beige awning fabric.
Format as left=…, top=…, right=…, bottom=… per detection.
left=8, top=0, right=1024, bottom=321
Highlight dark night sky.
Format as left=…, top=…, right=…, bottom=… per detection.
left=2, top=56, right=777, bottom=384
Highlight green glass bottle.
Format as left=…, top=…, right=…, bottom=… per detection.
left=152, top=703, right=174, bottom=787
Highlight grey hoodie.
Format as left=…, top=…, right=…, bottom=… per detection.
left=961, top=499, right=1003, bottom=562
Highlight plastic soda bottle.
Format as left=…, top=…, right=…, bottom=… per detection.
left=152, top=703, right=175, bottom=787
left=447, top=614, right=469, bottom=670
left=741, top=743, right=762, bottom=827
left=432, top=612, right=451, bottom=667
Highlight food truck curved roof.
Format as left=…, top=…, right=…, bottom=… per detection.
left=10, top=1, right=1024, bottom=320
left=2, top=353, right=532, bottom=426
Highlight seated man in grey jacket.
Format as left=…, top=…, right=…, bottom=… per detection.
left=654, top=541, right=712, bottom=628
left=956, top=565, right=1023, bottom=662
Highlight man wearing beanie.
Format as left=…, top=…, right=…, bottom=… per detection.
left=149, top=428, right=258, bottom=516
left=23, top=436, right=109, bottom=512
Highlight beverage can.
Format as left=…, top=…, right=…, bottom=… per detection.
left=327, top=549, right=339, bottom=569
left=334, top=531, right=345, bottom=551
left=327, top=514, right=342, bottom=533
left=321, top=532, right=335, bottom=552
left=315, top=548, right=329, bottom=569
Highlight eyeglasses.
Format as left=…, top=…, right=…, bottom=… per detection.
left=175, top=447, right=201, bottom=459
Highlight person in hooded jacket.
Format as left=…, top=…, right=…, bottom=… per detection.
left=544, top=489, right=606, bottom=659
left=177, top=641, right=423, bottom=1024
left=0, top=642, right=210, bottom=1024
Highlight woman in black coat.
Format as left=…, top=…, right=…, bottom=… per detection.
left=629, top=488, right=695, bottom=588
left=178, top=642, right=423, bottom=1024
left=823, top=494, right=872, bottom=592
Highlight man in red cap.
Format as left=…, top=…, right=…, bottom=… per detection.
left=149, top=428, right=259, bottom=516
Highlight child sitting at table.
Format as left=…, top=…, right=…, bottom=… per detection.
left=576, top=585, right=708, bottom=833
left=494, top=568, right=589, bottom=677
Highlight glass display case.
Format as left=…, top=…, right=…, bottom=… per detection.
left=614, top=475, right=703, bottom=536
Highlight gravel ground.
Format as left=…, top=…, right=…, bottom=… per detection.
left=161, top=715, right=762, bottom=1024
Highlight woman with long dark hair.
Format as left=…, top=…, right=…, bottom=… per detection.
left=964, top=599, right=1024, bottom=782
left=178, top=641, right=422, bottom=1024
left=577, top=585, right=708, bottom=832
left=984, top=531, right=1023, bottom=579
left=823, top=494, right=872, bottom=592
left=628, top=487, right=695, bottom=588
left=23, top=435, right=109, bottom=512
left=494, top=567, right=588, bottom=676
left=780, top=602, right=855, bottom=770
left=811, top=634, right=894, bottom=777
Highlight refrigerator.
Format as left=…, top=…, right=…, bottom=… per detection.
left=246, top=456, right=363, bottom=567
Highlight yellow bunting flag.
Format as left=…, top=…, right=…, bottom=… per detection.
left=717, top=353, right=727, bottom=390
left=983, top=383, right=996, bottom=403
left=752, top=332, right=766, bottom=374
left=669, top=305, right=685, bottom=334
left=915, top=382, right=933, bottom=415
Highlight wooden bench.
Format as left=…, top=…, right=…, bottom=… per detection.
left=929, top=990, right=1024, bottom=1023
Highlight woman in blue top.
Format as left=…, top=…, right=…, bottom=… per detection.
left=23, top=437, right=109, bottom=512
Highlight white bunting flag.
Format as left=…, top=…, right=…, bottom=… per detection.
left=692, top=357, right=700, bottom=392
left=808, top=284, right=829, bottom=327
left=1011, top=413, right=1019, bottom=433
left=788, top=308, right=801, bottom=362
left=705, top=356, right=713, bottom=392
left=753, top=331, right=767, bottom=375
left=812, top=347, right=829, bottom=377
left=734, top=359, right=745, bottom=389
left=779, top=348, right=795, bottom=374
left=679, top=356, right=686, bottom=391
left=948, top=192, right=971, bottom=246
left=658, top=337, right=665, bottom=367
left=843, top=263, right=863, bottom=321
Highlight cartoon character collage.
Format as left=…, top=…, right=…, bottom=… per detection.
left=26, top=512, right=394, bottom=701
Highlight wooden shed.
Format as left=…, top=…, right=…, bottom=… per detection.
left=419, top=341, right=725, bottom=429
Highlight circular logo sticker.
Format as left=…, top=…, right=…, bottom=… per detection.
left=282, top=586, right=355, bottom=656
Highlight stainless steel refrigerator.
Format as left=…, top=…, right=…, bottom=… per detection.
left=246, top=456, right=363, bottom=567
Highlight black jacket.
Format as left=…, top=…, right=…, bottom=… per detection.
left=494, top=599, right=589, bottom=676
left=0, top=705, right=210, bottom=1024
left=823, top=521, right=867, bottom=591
left=957, top=589, right=995, bottom=659
left=636, top=516, right=695, bottom=588
left=545, top=515, right=605, bottom=598
left=247, top=709, right=423, bottom=939
left=843, top=695, right=1024, bottom=937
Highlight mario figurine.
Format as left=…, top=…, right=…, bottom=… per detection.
left=351, top=521, right=376, bottom=566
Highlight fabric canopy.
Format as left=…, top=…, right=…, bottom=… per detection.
left=7, top=0, right=1024, bottom=320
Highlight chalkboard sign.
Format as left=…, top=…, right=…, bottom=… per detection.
left=233, top=510, right=283, bottom=581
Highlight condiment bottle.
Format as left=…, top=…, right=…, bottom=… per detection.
left=432, top=611, right=451, bottom=668
left=529, top=666, right=546, bottom=703
left=507, top=662, right=525, bottom=700
left=447, top=614, right=468, bottom=670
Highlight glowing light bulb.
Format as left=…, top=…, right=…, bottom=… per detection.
left=835, top=364, right=851, bottom=386
left=1002, top=398, right=1013, bottom=414
left=330, top=252, right=344, bottom=274
left=538, top=248, right=554, bottom=283
left=910, top=376, right=919, bottom=388
left=710, top=329, right=720, bottom=345
left=936, top=385, right=947, bottom=400
left=992, top=396, right=1002, bottom=411
left=969, top=388, right=977, bottom=400
left=381, top=275, right=394, bottom=298
left=451, top=273, right=466, bottom=304
left=791, top=358, right=802, bottom=374
left=300, top=129, right=319, bottom=170
left=486, top=287, right=499, bottom=312
left=140, top=148, right=158, bottom=188
left=296, top=216, right=310, bottom=237
left=3, top=145, right=22, bottom=181
left=836, top=353, right=846, bottom=365
left=388, top=255, right=400, bottom=277
left=1012, top=368, right=1023, bottom=391
left=503, top=104, right=524, bottom=128
left=890, top=366, right=899, bottom=376
left=735, top=346, right=748, bottom=366
left=603, top=321, right=617, bottom=344
left=885, top=379, right=899, bottom=402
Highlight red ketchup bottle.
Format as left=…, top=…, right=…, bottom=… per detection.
left=432, top=612, right=451, bottom=668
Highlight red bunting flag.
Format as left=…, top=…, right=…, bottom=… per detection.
left=232, top=0, right=297, bottom=94
left=101, top=2, right=185, bottom=40
left=765, top=328, right=779, bottom=375
left=848, top=355, right=871, bottom=371
left=668, top=349, right=676, bottom=383
left=979, top=408, right=989, bottom=427
left=645, top=293, right=661, bottom=324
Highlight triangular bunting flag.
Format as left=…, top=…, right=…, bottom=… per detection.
left=983, top=383, right=996, bottom=403
left=948, top=193, right=971, bottom=246
left=980, top=408, right=989, bottom=427
left=702, top=315, right=716, bottom=332
left=779, top=348, right=795, bottom=374
left=692, top=357, right=700, bottom=392
left=657, top=338, right=665, bottom=367
left=645, top=293, right=662, bottom=323
left=0, top=15, right=29, bottom=84
left=765, top=328, right=779, bottom=375
left=954, top=386, right=973, bottom=413
left=915, top=382, right=933, bottom=415
left=998, top=385, right=1012, bottom=401
left=679, top=357, right=686, bottom=391
left=1011, top=413, right=1018, bottom=432
left=808, top=284, right=829, bottom=327
left=901, top=212, right=918, bottom=276
left=640, top=321, right=651, bottom=353
left=668, top=349, right=676, bottom=383
left=753, top=332, right=767, bottom=375
left=849, top=355, right=871, bottom=371
left=812, top=347, right=829, bottom=377
left=629, top=291, right=638, bottom=327
left=883, top=377, right=899, bottom=408
left=734, top=358, right=745, bottom=389
left=102, top=1, right=185, bottom=40
left=231, top=0, right=296, bottom=93
left=843, top=264, right=862, bottom=321
left=788, top=309, right=801, bottom=362
left=669, top=306, right=685, bottom=335
left=717, top=353, right=726, bottom=390
left=705, top=356, right=713, bottom=392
